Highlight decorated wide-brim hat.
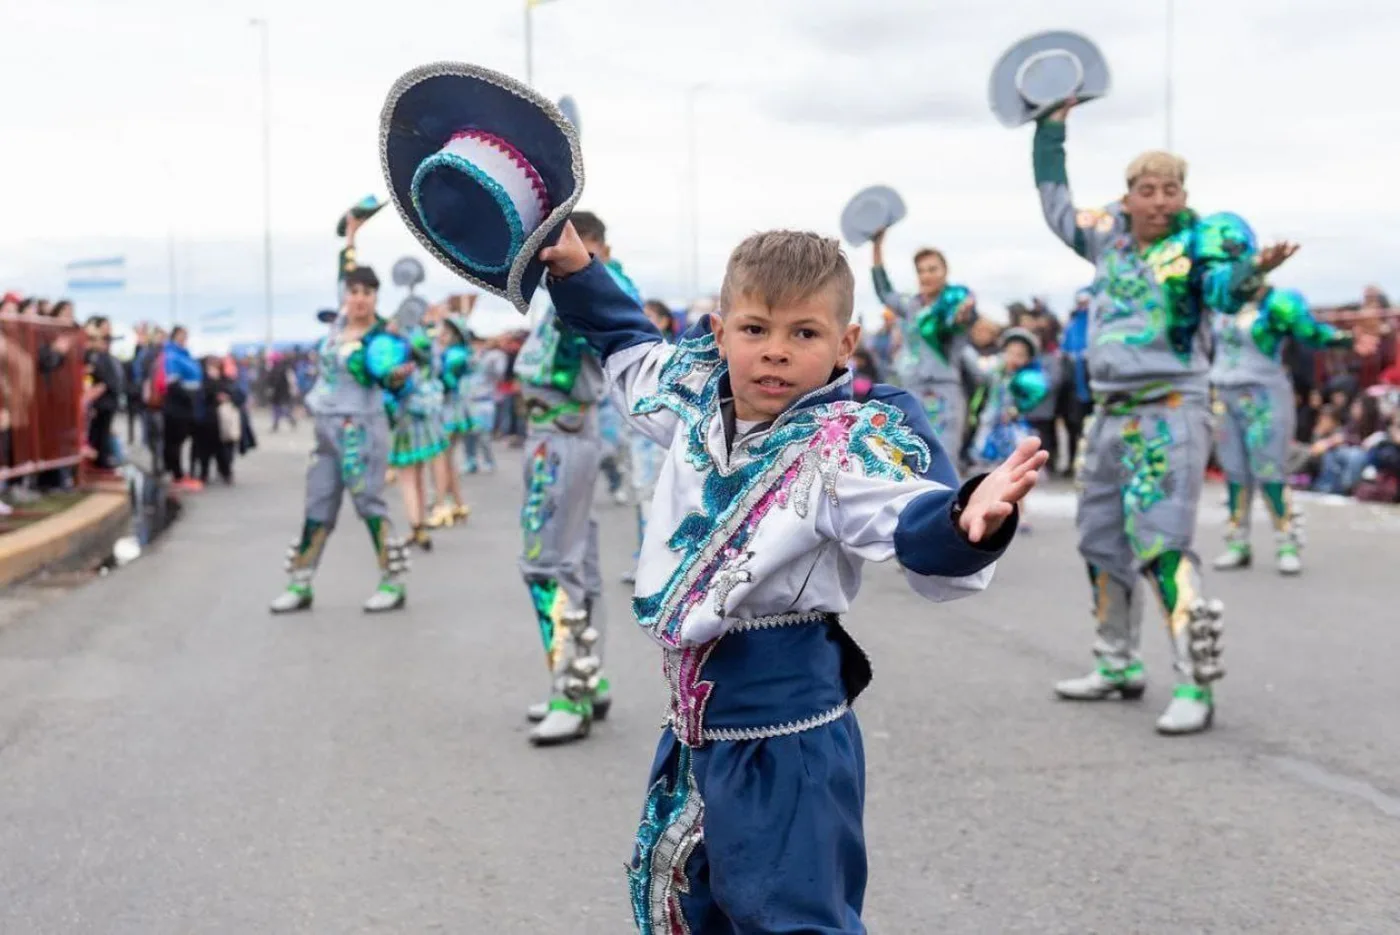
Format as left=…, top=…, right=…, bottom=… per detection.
left=335, top=195, right=386, bottom=237
left=989, top=31, right=1110, bottom=128
left=840, top=185, right=906, bottom=247
left=380, top=62, right=585, bottom=316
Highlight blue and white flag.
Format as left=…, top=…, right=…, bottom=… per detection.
left=200, top=307, right=237, bottom=334
left=65, top=256, right=126, bottom=292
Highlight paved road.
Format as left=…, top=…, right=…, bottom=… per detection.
left=1, top=422, right=1397, bottom=934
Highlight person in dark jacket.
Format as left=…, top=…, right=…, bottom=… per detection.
left=162, top=326, right=204, bottom=489
left=192, top=354, right=242, bottom=484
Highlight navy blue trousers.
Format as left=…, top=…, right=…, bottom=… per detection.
left=630, top=615, right=868, bottom=929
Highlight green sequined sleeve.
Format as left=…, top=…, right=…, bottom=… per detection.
left=914, top=284, right=973, bottom=359
left=1009, top=366, right=1050, bottom=413
left=1265, top=288, right=1353, bottom=350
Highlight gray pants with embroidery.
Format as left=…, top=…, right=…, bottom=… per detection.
left=1075, top=399, right=1215, bottom=681
left=288, top=413, right=398, bottom=579
left=1213, top=381, right=1298, bottom=546
left=913, top=381, right=967, bottom=457
left=519, top=427, right=605, bottom=679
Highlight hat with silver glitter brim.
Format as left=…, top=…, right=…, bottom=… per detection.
left=379, top=62, right=585, bottom=315
left=989, top=31, right=1110, bottom=128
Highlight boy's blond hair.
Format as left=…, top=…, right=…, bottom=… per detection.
left=720, top=231, right=855, bottom=325
left=1125, top=150, right=1187, bottom=188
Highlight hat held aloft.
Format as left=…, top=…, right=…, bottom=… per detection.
left=989, top=31, right=1111, bottom=128
left=380, top=62, right=584, bottom=315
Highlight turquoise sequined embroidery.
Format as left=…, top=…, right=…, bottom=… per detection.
left=410, top=153, right=525, bottom=277
left=628, top=744, right=702, bottom=935
left=631, top=329, right=931, bottom=646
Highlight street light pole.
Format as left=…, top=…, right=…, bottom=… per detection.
left=251, top=18, right=274, bottom=351
left=685, top=84, right=709, bottom=303
left=1165, top=0, right=1175, bottom=151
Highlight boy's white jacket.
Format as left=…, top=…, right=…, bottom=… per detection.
left=549, top=261, right=1015, bottom=648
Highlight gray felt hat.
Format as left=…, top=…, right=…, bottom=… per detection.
left=839, top=185, right=907, bottom=247
left=989, top=31, right=1110, bottom=128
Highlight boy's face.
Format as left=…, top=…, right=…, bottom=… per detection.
left=711, top=288, right=859, bottom=423
left=1123, top=172, right=1186, bottom=243
left=915, top=254, right=947, bottom=295
left=1003, top=341, right=1032, bottom=371
left=345, top=283, right=377, bottom=323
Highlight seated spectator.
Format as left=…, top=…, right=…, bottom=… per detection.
left=1312, top=396, right=1382, bottom=495
left=1353, top=411, right=1400, bottom=503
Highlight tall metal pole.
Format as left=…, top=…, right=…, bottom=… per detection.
left=1164, top=0, right=1175, bottom=151
left=251, top=18, right=274, bottom=351
left=524, top=2, right=534, bottom=85
left=685, top=84, right=708, bottom=303
left=167, top=227, right=178, bottom=323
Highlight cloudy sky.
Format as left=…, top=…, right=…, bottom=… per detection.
left=2, top=0, right=1396, bottom=345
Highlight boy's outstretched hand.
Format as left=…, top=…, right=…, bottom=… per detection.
left=960, top=437, right=1050, bottom=544
left=539, top=221, right=592, bottom=278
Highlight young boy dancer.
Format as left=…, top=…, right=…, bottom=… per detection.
left=1034, top=100, right=1293, bottom=734
left=869, top=232, right=977, bottom=452
left=268, top=264, right=412, bottom=614
left=541, top=223, right=1042, bottom=933
left=516, top=210, right=639, bottom=745
left=1211, top=283, right=1352, bottom=575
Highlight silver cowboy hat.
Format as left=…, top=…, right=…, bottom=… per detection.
left=380, top=62, right=585, bottom=315
left=989, top=31, right=1110, bottom=128
left=839, top=185, right=907, bottom=247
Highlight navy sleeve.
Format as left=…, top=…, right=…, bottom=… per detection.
left=546, top=259, right=663, bottom=360
left=893, top=474, right=1018, bottom=578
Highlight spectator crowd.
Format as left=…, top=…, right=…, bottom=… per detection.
left=1, top=280, right=1396, bottom=516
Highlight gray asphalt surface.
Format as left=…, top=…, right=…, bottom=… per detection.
left=1, top=420, right=1397, bottom=934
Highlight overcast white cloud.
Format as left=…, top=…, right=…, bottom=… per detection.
left=1, top=0, right=1396, bottom=345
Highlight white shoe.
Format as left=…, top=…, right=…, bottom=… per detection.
left=529, top=698, right=592, bottom=746
left=1054, top=662, right=1146, bottom=700
left=1156, top=685, right=1214, bottom=735
left=269, top=585, right=313, bottom=614
left=527, top=678, right=611, bottom=722
left=363, top=581, right=406, bottom=613
left=1212, top=544, right=1252, bottom=570
left=1276, top=546, right=1302, bottom=576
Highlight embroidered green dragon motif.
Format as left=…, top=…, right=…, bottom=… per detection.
left=1120, top=416, right=1172, bottom=560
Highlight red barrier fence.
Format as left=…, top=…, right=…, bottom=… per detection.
left=1312, top=307, right=1400, bottom=391
left=0, top=314, right=87, bottom=483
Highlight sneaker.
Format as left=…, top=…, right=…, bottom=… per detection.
left=1054, top=661, right=1146, bottom=700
